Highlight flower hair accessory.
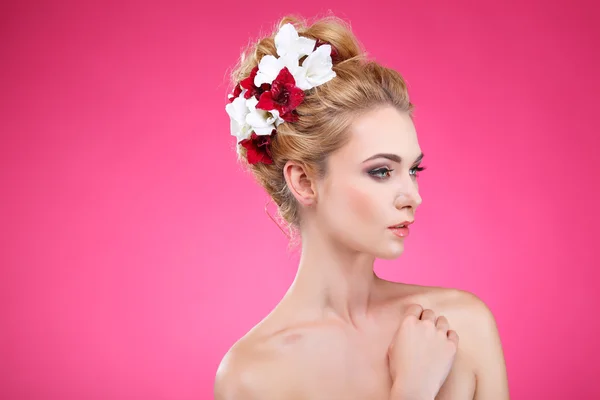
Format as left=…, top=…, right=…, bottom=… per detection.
left=225, top=23, right=337, bottom=165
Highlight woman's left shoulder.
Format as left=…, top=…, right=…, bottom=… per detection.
left=425, top=287, right=500, bottom=342
left=432, top=287, right=494, bottom=319
left=384, top=282, right=495, bottom=323
left=427, top=287, right=510, bottom=398
left=384, top=282, right=501, bottom=340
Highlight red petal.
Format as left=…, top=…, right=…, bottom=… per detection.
left=241, top=132, right=274, bottom=164
left=240, top=66, right=259, bottom=90
left=228, top=84, right=242, bottom=102
left=256, top=91, right=277, bottom=111
left=330, top=46, right=339, bottom=60
left=245, top=145, right=262, bottom=164
left=274, top=67, right=296, bottom=86
left=280, top=111, right=299, bottom=122
left=284, top=84, right=304, bottom=111
left=240, top=66, right=266, bottom=100
left=257, top=68, right=304, bottom=115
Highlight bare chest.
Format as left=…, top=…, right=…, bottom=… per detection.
left=283, top=334, right=475, bottom=400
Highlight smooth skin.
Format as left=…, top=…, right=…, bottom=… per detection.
left=214, top=106, right=509, bottom=400
left=388, top=304, right=460, bottom=400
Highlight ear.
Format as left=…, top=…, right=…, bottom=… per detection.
left=283, top=160, right=317, bottom=206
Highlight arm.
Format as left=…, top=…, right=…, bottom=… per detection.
left=467, top=294, right=510, bottom=400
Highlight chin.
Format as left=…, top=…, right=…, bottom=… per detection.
left=371, top=241, right=405, bottom=260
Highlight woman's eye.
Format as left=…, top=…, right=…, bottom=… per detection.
left=369, top=167, right=394, bottom=179
left=410, top=165, right=426, bottom=178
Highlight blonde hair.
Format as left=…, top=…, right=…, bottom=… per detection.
left=227, top=14, right=414, bottom=243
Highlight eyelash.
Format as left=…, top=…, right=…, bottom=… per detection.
left=368, top=165, right=426, bottom=180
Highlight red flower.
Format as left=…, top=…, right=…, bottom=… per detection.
left=256, top=67, right=304, bottom=122
left=240, top=131, right=276, bottom=165
left=228, top=83, right=242, bottom=103
left=240, top=66, right=270, bottom=100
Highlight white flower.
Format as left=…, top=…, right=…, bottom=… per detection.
left=275, top=23, right=316, bottom=60
left=225, top=94, right=252, bottom=143
left=226, top=23, right=338, bottom=155
left=254, top=53, right=300, bottom=87
left=245, top=97, right=284, bottom=135
left=293, top=44, right=336, bottom=90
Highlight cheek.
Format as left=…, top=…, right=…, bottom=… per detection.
left=344, top=184, right=381, bottom=224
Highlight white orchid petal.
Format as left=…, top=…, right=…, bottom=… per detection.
left=226, top=96, right=248, bottom=122
left=275, top=23, right=298, bottom=58
left=225, top=96, right=253, bottom=142
left=296, top=36, right=317, bottom=57
left=234, top=122, right=253, bottom=143
left=228, top=113, right=252, bottom=143
left=308, top=69, right=336, bottom=87
left=292, top=67, right=312, bottom=90
left=302, top=45, right=336, bottom=87
left=275, top=23, right=316, bottom=59
left=246, top=96, right=259, bottom=110
left=254, top=55, right=283, bottom=86
left=279, top=53, right=301, bottom=76
left=302, top=44, right=333, bottom=73
left=246, top=107, right=277, bottom=135
left=228, top=118, right=239, bottom=137
left=270, top=109, right=285, bottom=126
left=246, top=95, right=283, bottom=126
left=250, top=125, right=274, bottom=136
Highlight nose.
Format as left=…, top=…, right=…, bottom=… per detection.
left=394, top=177, right=422, bottom=210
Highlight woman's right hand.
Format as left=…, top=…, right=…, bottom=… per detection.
left=387, top=304, right=460, bottom=400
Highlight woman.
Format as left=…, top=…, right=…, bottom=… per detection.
left=216, top=15, right=509, bottom=400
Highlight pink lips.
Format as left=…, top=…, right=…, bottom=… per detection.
left=388, top=221, right=413, bottom=238
left=389, top=226, right=410, bottom=237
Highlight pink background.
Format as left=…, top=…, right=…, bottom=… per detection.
left=1, top=1, right=599, bottom=399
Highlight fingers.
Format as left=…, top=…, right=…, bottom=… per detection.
left=447, top=329, right=459, bottom=346
left=404, top=303, right=424, bottom=319
left=436, top=315, right=450, bottom=333
left=420, top=308, right=436, bottom=323
left=405, top=304, right=456, bottom=343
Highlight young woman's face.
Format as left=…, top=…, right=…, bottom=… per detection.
left=316, top=106, right=424, bottom=259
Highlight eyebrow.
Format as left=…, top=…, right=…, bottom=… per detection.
left=362, top=152, right=424, bottom=164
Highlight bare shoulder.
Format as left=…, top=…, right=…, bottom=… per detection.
left=420, top=287, right=504, bottom=358
left=393, top=283, right=510, bottom=399
left=384, top=282, right=499, bottom=333
left=214, top=312, right=315, bottom=400
left=395, top=284, right=502, bottom=352
left=214, top=332, right=299, bottom=400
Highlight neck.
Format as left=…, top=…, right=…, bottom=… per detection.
left=285, top=223, right=382, bottom=325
